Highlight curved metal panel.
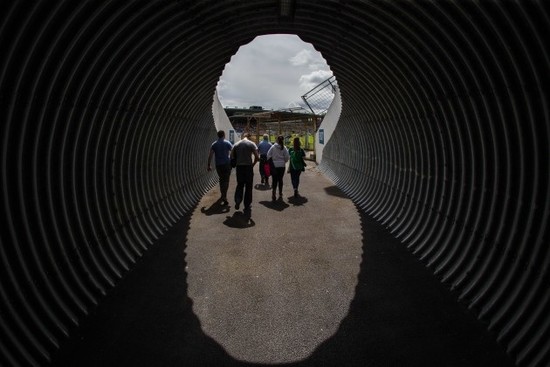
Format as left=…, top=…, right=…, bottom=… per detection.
left=0, top=1, right=548, bottom=366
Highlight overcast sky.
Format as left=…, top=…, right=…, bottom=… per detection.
left=216, top=34, right=333, bottom=111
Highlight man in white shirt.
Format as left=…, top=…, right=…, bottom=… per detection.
left=231, top=133, right=259, bottom=214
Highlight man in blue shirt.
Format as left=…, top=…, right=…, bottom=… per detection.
left=207, top=130, right=233, bottom=205
left=257, top=134, right=272, bottom=186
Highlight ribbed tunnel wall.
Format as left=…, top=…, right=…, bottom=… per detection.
left=1, top=1, right=548, bottom=366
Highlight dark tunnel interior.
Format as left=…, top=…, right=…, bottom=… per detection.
left=0, top=1, right=549, bottom=366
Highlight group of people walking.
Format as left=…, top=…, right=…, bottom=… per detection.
left=207, top=130, right=307, bottom=214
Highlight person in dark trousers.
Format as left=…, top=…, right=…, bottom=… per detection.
left=257, top=134, right=272, bottom=186
left=288, top=137, right=307, bottom=197
left=231, top=132, right=259, bottom=214
left=207, top=130, right=233, bottom=205
left=266, top=135, right=290, bottom=201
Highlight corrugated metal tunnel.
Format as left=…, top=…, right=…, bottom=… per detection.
left=0, top=1, right=548, bottom=366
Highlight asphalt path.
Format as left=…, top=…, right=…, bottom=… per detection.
left=53, top=163, right=514, bottom=367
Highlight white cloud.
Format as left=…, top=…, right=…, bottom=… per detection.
left=289, top=49, right=314, bottom=66
left=299, top=70, right=334, bottom=92
left=216, top=34, right=333, bottom=110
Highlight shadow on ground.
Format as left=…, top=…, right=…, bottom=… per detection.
left=201, top=200, right=231, bottom=216
left=324, top=185, right=350, bottom=198
left=287, top=195, right=308, bottom=206
left=258, top=199, right=290, bottom=211
left=254, top=183, right=272, bottom=191
left=223, top=211, right=256, bottom=228
left=52, top=194, right=514, bottom=367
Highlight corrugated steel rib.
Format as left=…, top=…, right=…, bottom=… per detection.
left=0, top=1, right=548, bottom=366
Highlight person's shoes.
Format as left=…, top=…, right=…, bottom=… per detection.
left=220, top=198, right=228, bottom=206
left=294, top=190, right=298, bottom=198
left=235, top=202, right=240, bottom=210
left=272, top=192, right=276, bottom=201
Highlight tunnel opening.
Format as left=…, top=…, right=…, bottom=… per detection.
left=1, top=2, right=548, bottom=366
left=216, top=34, right=334, bottom=113
left=213, top=34, right=338, bottom=152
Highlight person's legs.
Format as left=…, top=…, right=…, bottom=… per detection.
left=243, top=166, right=254, bottom=209
left=264, top=161, right=271, bottom=186
left=271, top=168, right=280, bottom=200
left=290, top=169, right=298, bottom=189
left=216, top=164, right=231, bottom=203
left=275, top=167, right=285, bottom=197
left=290, top=169, right=301, bottom=197
left=259, top=156, right=266, bottom=183
left=234, top=166, right=245, bottom=209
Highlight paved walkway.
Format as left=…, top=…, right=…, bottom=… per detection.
left=186, top=165, right=363, bottom=364
left=53, top=164, right=514, bottom=367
